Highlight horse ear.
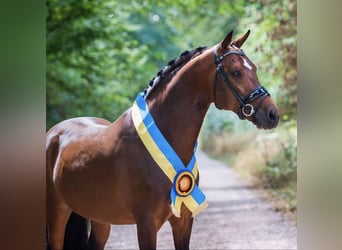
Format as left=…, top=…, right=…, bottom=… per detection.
left=232, top=30, right=251, bottom=48
left=219, top=30, right=234, bottom=50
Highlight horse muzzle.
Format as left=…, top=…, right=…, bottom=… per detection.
left=253, top=102, right=279, bottom=129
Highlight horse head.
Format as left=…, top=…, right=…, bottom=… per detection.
left=213, top=30, right=279, bottom=129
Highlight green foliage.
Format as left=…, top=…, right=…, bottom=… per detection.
left=259, top=128, right=297, bottom=189
left=47, top=0, right=148, bottom=128
left=47, top=0, right=296, bottom=128
left=46, top=0, right=249, bottom=129
left=239, top=0, right=297, bottom=122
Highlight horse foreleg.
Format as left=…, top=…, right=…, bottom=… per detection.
left=87, top=221, right=111, bottom=250
left=135, top=217, right=158, bottom=250
left=169, top=214, right=193, bottom=250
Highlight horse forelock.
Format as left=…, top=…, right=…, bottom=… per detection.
left=144, top=46, right=207, bottom=98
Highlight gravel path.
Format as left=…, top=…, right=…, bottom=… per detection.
left=104, top=151, right=297, bottom=249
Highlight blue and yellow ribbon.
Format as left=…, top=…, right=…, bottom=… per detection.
left=131, top=93, right=208, bottom=217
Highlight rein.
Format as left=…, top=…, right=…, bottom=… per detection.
left=212, top=47, right=270, bottom=120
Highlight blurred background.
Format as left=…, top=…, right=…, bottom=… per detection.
left=47, top=0, right=296, bottom=217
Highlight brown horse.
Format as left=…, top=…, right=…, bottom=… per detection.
left=46, top=30, right=279, bottom=250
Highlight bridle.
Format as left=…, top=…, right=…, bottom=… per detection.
left=213, top=47, right=270, bottom=120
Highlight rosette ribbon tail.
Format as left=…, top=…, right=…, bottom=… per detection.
left=170, top=182, right=208, bottom=217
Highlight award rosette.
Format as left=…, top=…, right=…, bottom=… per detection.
left=132, top=93, right=208, bottom=217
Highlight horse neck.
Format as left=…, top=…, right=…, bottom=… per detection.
left=146, top=51, right=215, bottom=165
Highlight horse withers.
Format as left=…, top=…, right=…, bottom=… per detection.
left=46, top=30, right=279, bottom=250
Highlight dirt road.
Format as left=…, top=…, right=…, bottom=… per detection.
left=104, top=151, right=297, bottom=249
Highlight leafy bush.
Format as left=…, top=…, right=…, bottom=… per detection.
left=259, top=131, right=297, bottom=189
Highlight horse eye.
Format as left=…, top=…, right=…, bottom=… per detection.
left=231, top=71, right=241, bottom=78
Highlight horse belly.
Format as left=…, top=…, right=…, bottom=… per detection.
left=54, top=153, right=136, bottom=225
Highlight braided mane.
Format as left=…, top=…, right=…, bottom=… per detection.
left=144, top=46, right=207, bottom=98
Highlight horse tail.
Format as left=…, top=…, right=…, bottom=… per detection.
left=46, top=129, right=90, bottom=250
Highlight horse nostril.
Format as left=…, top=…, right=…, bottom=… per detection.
left=268, top=108, right=279, bottom=124
left=269, top=110, right=275, bottom=121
